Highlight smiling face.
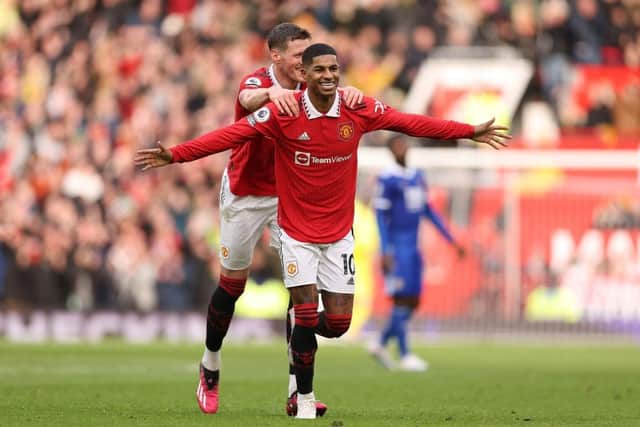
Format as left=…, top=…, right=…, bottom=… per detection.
left=303, top=54, right=340, bottom=98
left=272, top=38, right=311, bottom=85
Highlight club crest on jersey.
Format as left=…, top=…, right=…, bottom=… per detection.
left=220, top=245, right=229, bottom=259
left=253, top=106, right=271, bottom=123
left=244, top=77, right=262, bottom=87
left=338, top=122, right=354, bottom=141
left=286, top=260, right=298, bottom=277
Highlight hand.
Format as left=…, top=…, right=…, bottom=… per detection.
left=134, top=141, right=173, bottom=171
left=471, top=117, right=511, bottom=150
left=268, top=86, right=299, bottom=116
left=340, top=86, right=364, bottom=108
left=382, top=253, right=395, bottom=275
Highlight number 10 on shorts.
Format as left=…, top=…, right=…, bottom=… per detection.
left=341, top=253, right=355, bottom=276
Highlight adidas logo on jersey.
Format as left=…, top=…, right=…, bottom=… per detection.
left=297, top=132, right=311, bottom=141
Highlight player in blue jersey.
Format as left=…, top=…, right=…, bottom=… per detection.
left=370, top=135, right=465, bottom=371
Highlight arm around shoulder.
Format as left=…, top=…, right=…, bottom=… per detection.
left=238, top=88, right=272, bottom=112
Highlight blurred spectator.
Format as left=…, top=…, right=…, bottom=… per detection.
left=107, top=219, right=156, bottom=311
left=585, top=82, right=615, bottom=127
left=568, top=0, right=608, bottom=64
left=593, top=197, right=640, bottom=229
left=537, top=0, right=573, bottom=112
left=393, top=25, right=434, bottom=92
left=525, top=267, right=580, bottom=322
left=0, top=0, right=638, bottom=312
left=614, top=83, right=640, bottom=133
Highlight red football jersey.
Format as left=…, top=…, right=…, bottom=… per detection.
left=228, top=65, right=303, bottom=196
left=171, top=91, right=474, bottom=243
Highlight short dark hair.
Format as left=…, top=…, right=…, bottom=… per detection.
left=267, top=23, right=311, bottom=51
left=302, top=43, right=337, bottom=66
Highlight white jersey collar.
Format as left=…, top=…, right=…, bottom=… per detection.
left=302, top=89, right=341, bottom=119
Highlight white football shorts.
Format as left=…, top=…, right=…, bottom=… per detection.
left=278, top=228, right=356, bottom=294
left=219, top=170, right=280, bottom=270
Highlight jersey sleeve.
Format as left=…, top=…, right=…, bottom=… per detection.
left=357, top=97, right=475, bottom=140
left=373, top=175, right=393, bottom=255
left=169, top=105, right=280, bottom=163
left=238, top=72, right=268, bottom=92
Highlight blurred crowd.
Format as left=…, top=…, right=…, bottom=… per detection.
left=0, top=0, right=638, bottom=312
left=593, top=197, right=640, bottom=229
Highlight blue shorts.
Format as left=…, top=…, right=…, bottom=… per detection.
left=384, top=250, right=423, bottom=297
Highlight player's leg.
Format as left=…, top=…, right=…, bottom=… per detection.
left=385, top=297, right=416, bottom=359
left=271, top=219, right=328, bottom=417
left=286, top=232, right=355, bottom=417
left=199, top=264, right=247, bottom=384
left=197, top=263, right=247, bottom=414
left=285, top=297, right=295, bottom=386
left=315, top=230, right=356, bottom=338
left=376, top=299, right=410, bottom=369
left=197, top=177, right=272, bottom=414
left=284, top=297, right=329, bottom=418
left=280, top=230, right=323, bottom=419
left=198, top=261, right=253, bottom=412
left=391, top=295, right=419, bottom=358
left=393, top=295, right=427, bottom=371
left=268, top=216, right=320, bottom=416
left=374, top=253, right=403, bottom=365
left=270, top=217, right=298, bottom=402
left=395, top=251, right=427, bottom=371
left=288, top=284, right=320, bottom=419
left=388, top=251, right=420, bottom=356
left=318, top=292, right=354, bottom=336
left=379, top=284, right=401, bottom=350
left=372, top=251, right=417, bottom=369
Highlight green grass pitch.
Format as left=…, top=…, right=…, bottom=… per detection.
left=1, top=341, right=639, bottom=426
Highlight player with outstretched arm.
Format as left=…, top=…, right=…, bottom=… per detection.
left=185, top=23, right=362, bottom=416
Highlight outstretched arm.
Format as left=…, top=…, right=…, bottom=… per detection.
left=384, top=112, right=510, bottom=148
left=134, top=119, right=262, bottom=171
left=363, top=99, right=511, bottom=149
left=135, top=141, right=173, bottom=171
left=469, top=118, right=511, bottom=150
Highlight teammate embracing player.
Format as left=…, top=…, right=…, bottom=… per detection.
left=185, top=23, right=362, bottom=416
left=136, top=42, right=510, bottom=419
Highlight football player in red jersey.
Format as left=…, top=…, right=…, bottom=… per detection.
left=136, top=43, right=510, bottom=419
